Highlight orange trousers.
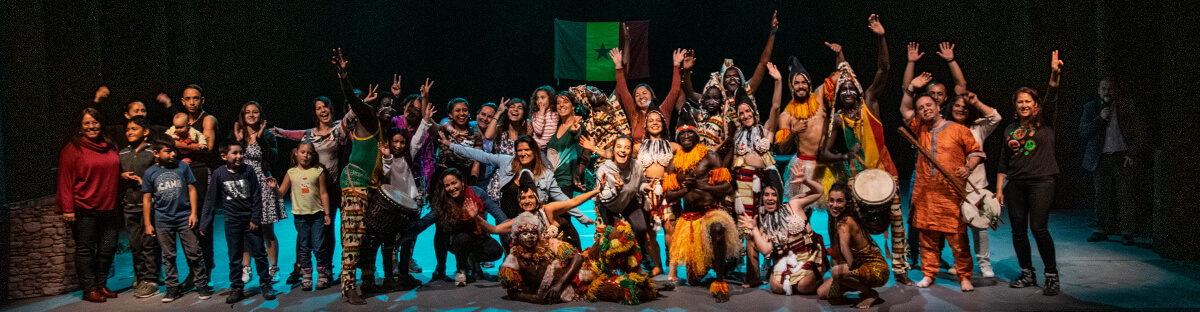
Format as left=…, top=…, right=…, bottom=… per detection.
left=918, top=228, right=973, bottom=282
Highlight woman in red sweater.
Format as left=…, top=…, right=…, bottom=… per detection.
left=57, top=108, right=122, bottom=303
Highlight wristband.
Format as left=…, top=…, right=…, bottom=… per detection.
left=946, top=58, right=955, bottom=63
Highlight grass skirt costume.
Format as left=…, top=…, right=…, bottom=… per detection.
left=579, top=221, right=659, bottom=305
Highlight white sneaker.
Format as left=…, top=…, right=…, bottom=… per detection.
left=980, top=263, right=994, bottom=278
left=242, top=266, right=252, bottom=284
left=454, top=271, right=467, bottom=287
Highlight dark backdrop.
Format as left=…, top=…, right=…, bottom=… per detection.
left=3, top=0, right=1196, bottom=208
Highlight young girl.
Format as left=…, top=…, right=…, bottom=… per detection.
left=272, top=143, right=330, bottom=290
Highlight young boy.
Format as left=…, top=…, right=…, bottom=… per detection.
left=201, top=141, right=274, bottom=303
left=120, top=116, right=162, bottom=299
left=166, top=112, right=207, bottom=164
left=142, top=138, right=209, bottom=302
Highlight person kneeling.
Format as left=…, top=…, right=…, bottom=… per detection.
left=818, top=183, right=888, bottom=309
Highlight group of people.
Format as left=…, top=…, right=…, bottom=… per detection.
left=57, top=12, right=1073, bottom=309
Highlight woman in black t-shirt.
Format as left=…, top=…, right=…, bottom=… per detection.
left=996, top=50, right=1064, bottom=296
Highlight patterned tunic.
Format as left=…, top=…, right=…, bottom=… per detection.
left=246, top=143, right=286, bottom=224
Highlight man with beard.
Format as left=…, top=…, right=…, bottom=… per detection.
left=902, top=92, right=984, bottom=292
left=818, top=14, right=914, bottom=285
left=775, top=51, right=839, bottom=211
left=1080, top=77, right=1145, bottom=245
left=662, top=117, right=739, bottom=302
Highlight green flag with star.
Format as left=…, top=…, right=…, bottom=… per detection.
left=554, top=19, right=647, bottom=81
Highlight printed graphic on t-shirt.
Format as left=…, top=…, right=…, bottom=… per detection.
left=1007, top=127, right=1037, bottom=156
left=223, top=179, right=253, bottom=200
left=301, top=177, right=312, bottom=194
left=155, top=171, right=184, bottom=202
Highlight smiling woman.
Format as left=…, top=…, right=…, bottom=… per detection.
left=57, top=108, right=122, bottom=303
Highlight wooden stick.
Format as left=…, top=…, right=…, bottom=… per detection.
left=897, top=127, right=967, bottom=201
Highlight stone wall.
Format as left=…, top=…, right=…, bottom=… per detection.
left=6, top=195, right=76, bottom=300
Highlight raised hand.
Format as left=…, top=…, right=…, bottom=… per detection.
left=94, top=86, right=110, bottom=103
left=936, top=42, right=956, bottom=61
left=379, top=142, right=391, bottom=157
left=422, top=98, right=436, bottom=121
left=419, top=78, right=434, bottom=99
left=363, top=84, right=379, bottom=103
left=1050, top=50, right=1064, bottom=73
left=867, top=14, right=885, bottom=35
left=770, top=10, right=779, bottom=32
left=911, top=72, right=933, bottom=89
left=331, top=48, right=348, bottom=72
left=738, top=214, right=757, bottom=229
left=579, top=135, right=597, bottom=152
left=597, top=172, right=608, bottom=190
left=437, top=129, right=454, bottom=147
left=156, top=92, right=172, bottom=108
left=766, top=62, right=781, bottom=80
left=826, top=42, right=843, bottom=54
left=234, top=122, right=245, bottom=141
left=672, top=48, right=686, bottom=66
left=681, top=50, right=696, bottom=70
left=609, top=47, right=624, bottom=69
left=965, top=91, right=980, bottom=105
left=390, top=74, right=402, bottom=96
left=907, top=42, right=924, bottom=62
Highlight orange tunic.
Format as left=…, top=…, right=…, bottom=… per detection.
left=908, top=119, right=985, bottom=234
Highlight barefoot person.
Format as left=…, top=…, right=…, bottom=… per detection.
left=818, top=183, right=888, bottom=309
left=662, top=116, right=738, bottom=303
left=900, top=80, right=985, bottom=291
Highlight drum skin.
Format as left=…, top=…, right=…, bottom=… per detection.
left=851, top=169, right=897, bottom=235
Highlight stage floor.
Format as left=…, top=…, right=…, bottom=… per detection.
left=6, top=200, right=1198, bottom=311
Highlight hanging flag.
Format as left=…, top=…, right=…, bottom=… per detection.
left=554, top=19, right=648, bottom=81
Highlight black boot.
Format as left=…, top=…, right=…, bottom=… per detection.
left=261, top=284, right=277, bottom=300
left=1010, top=268, right=1038, bottom=288
left=286, top=263, right=303, bottom=285
left=343, top=284, right=366, bottom=305
left=1043, top=273, right=1060, bottom=296
left=225, top=288, right=245, bottom=304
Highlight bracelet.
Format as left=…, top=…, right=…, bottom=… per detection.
left=946, top=58, right=955, bottom=63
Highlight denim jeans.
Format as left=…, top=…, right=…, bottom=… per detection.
left=224, top=217, right=270, bottom=289
left=155, top=224, right=208, bottom=288
left=294, top=212, right=329, bottom=269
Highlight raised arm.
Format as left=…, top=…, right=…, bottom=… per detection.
left=937, top=42, right=968, bottom=95
left=787, top=176, right=824, bottom=215
left=745, top=11, right=779, bottom=93
left=1049, top=50, right=1063, bottom=88
left=578, top=135, right=613, bottom=160
left=740, top=214, right=776, bottom=254
left=658, top=49, right=686, bottom=123
left=902, top=72, right=933, bottom=123
left=826, top=42, right=846, bottom=68
left=332, top=48, right=378, bottom=134
left=765, top=62, right=784, bottom=133
left=680, top=50, right=700, bottom=101
left=863, top=14, right=889, bottom=116
left=612, top=48, right=639, bottom=117
left=903, top=42, right=923, bottom=90
left=483, top=98, right=510, bottom=140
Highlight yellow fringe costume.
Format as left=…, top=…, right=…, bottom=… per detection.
left=670, top=206, right=740, bottom=281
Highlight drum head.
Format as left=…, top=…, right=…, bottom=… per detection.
left=962, top=189, right=1000, bottom=229
left=852, top=169, right=897, bottom=205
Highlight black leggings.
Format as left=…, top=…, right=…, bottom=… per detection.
left=1005, top=177, right=1057, bottom=274
left=447, top=232, right=504, bottom=272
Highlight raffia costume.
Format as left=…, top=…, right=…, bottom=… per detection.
left=577, top=221, right=659, bottom=305
left=663, top=123, right=739, bottom=296
left=497, top=212, right=580, bottom=303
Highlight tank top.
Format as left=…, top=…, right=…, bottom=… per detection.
left=340, top=124, right=381, bottom=189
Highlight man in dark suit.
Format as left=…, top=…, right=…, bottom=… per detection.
left=1079, top=77, right=1146, bottom=245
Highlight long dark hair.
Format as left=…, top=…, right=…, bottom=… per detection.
left=496, top=98, right=529, bottom=138
left=633, top=83, right=659, bottom=107
left=433, top=168, right=468, bottom=230
left=826, top=182, right=859, bottom=261
left=511, top=135, right=546, bottom=178
left=237, top=101, right=266, bottom=142
left=1012, top=87, right=1042, bottom=130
